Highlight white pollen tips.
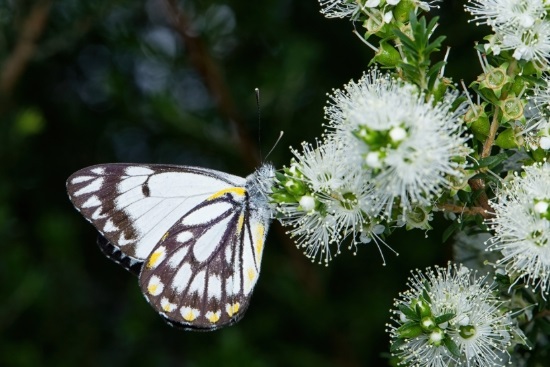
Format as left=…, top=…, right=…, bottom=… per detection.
left=160, top=297, right=177, bottom=312
left=181, top=306, right=200, bottom=321
left=147, top=275, right=164, bottom=296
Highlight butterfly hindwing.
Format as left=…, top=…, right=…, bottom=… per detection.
left=139, top=188, right=269, bottom=330
left=66, top=164, right=246, bottom=261
left=96, top=235, right=143, bottom=276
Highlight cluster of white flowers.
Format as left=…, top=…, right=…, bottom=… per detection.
left=318, top=0, right=434, bottom=24
left=388, top=263, right=525, bottom=367
left=524, top=75, right=550, bottom=150
left=271, top=70, right=469, bottom=263
left=466, top=0, right=550, bottom=66
left=324, top=70, right=470, bottom=216
left=488, top=162, right=550, bottom=297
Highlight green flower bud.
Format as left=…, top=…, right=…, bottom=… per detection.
left=420, top=316, right=437, bottom=332
left=495, top=128, right=518, bottom=149
left=270, top=192, right=297, bottom=204
left=284, top=179, right=307, bottom=196
left=373, top=40, right=401, bottom=67
left=464, top=104, right=490, bottom=141
left=393, top=0, right=416, bottom=23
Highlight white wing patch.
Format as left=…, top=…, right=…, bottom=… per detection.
left=125, top=166, right=154, bottom=176
left=181, top=201, right=233, bottom=227
left=74, top=178, right=104, bottom=196
left=207, top=275, right=222, bottom=300
left=71, top=175, right=94, bottom=184
left=189, top=270, right=206, bottom=295
left=193, top=215, right=233, bottom=262
left=90, top=167, right=105, bottom=175
left=103, top=219, right=118, bottom=233
left=176, top=231, right=193, bottom=244
left=167, top=246, right=190, bottom=269
left=117, top=175, right=148, bottom=193
left=172, top=263, right=193, bottom=293
left=82, top=195, right=101, bottom=208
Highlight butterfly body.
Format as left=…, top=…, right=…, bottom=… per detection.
left=67, top=163, right=274, bottom=330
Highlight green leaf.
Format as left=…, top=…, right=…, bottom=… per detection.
left=397, top=322, right=423, bottom=339
left=473, top=152, right=509, bottom=169
left=442, top=221, right=461, bottom=242
left=435, top=313, right=455, bottom=325
left=398, top=304, right=418, bottom=321
left=390, top=338, right=406, bottom=354
left=443, top=336, right=461, bottom=358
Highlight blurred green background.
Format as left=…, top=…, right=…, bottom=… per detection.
left=0, top=1, right=481, bottom=366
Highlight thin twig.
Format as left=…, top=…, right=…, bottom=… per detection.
left=0, top=0, right=52, bottom=102
left=162, top=0, right=259, bottom=169
left=481, top=106, right=501, bottom=158
left=437, top=202, right=492, bottom=219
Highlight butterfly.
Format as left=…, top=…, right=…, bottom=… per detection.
left=66, top=163, right=275, bottom=331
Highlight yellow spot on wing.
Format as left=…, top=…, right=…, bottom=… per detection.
left=207, top=187, right=246, bottom=200
left=255, top=224, right=265, bottom=255
left=161, top=232, right=169, bottom=242
left=226, top=303, right=240, bottom=317
left=182, top=309, right=198, bottom=321
left=247, top=268, right=255, bottom=282
left=237, top=214, right=244, bottom=235
left=161, top=298, right=176, bottom=312
left=148, top=283, right=158, bottom=295
left=147, top=276, right=164, bottom=296
left=147, top=248, right=164, bottom=269
left=207, top=311, right=221, bottom=323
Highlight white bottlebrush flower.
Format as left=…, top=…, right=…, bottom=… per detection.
left=487, top=162, right=550, bottom=297
left=465, top=0, right=545, bottom=29
left=318, top=0, right=361, bottom=19
left=324, top=69, right=470, bottom=216
left=272, top=139, right=385, bottom=264
left=388, top=263, right=524, bottom=367
left=500, top=19, right=550, bottom=64
left=523, top=75, right=550, bottom=149
left=465, top=0, right=550, bottom=65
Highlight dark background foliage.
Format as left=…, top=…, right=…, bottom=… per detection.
left=1, top=1, right=481, bottom=366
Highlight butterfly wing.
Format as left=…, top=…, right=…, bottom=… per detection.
left=66, top=164, right=246, bottom=262
left=138, top=188, right=270, bottom=330
left=96, top=235, right=143, bottom=276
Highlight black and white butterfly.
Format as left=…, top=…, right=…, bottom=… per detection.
left=66, top=163, right=275, bottom=331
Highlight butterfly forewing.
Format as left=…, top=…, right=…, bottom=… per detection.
left=66, top=164, right=245, bottom=261
left=139, top=188, right=269, bottom=330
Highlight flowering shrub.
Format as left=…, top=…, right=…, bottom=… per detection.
left=268, top=0, right=550, bottom=365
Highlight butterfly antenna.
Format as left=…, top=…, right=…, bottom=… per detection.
left=265, top=131, right=284, bottom=161
left=255, top=88, right=262, bottom=161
